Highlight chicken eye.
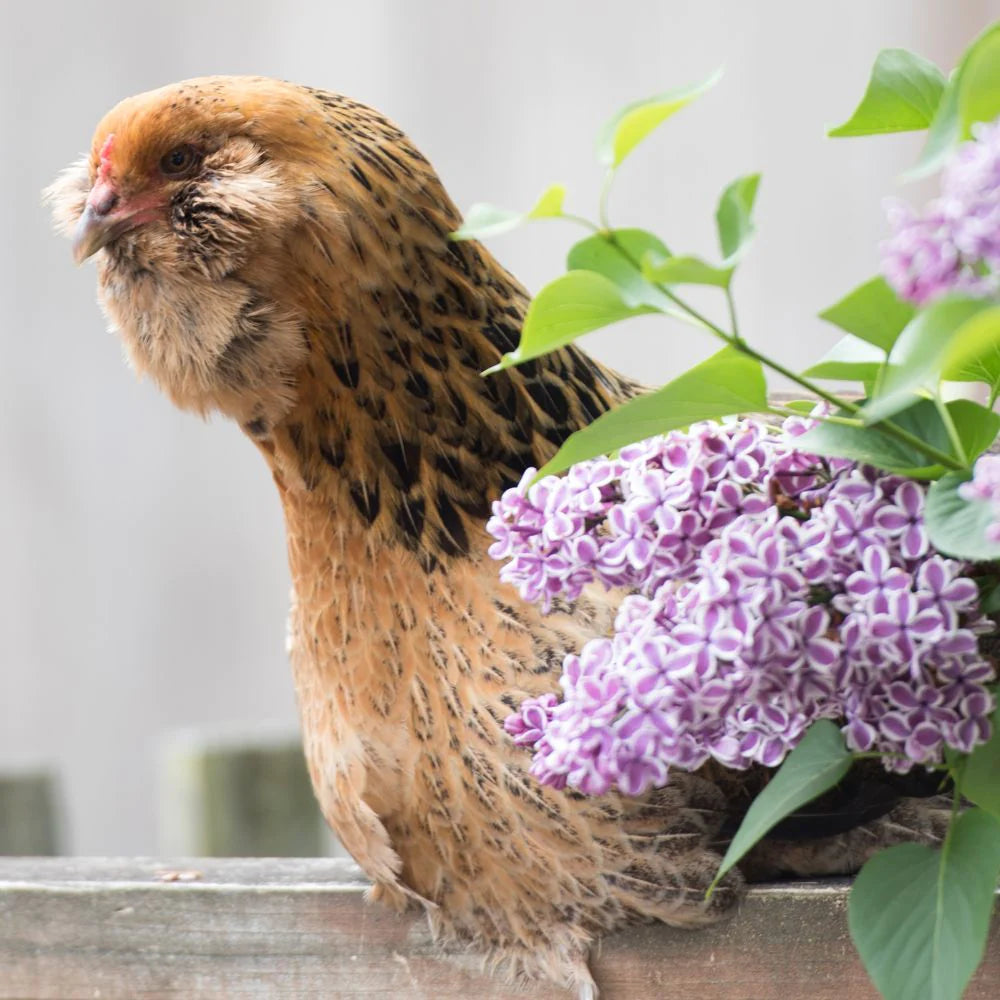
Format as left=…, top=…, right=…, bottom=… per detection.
left=160, top=145, right=201, bottom=177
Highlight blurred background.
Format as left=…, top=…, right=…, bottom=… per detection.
left=2, top=0, right=997, bottom=855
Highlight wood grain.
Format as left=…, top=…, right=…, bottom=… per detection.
left=0, top=858, right=997, bottom=999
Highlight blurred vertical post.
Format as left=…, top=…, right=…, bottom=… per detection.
left=0, top=770, right=61, bottom=855
left=159, top=730, right=339, bottom=857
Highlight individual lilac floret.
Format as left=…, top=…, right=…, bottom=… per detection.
left=960, top=454, right=1000, bottom=542
left=494, top=415, right=996, bottom=797
left=881, top=116, right=1000, bottom=304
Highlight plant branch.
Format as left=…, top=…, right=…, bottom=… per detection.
left=600, top=232, right=966, bottom=472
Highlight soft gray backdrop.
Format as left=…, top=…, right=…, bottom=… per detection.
left=3, top=0, right=997, bottom=853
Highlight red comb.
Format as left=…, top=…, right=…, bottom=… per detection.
left=97, top=134, right=115, bottom=185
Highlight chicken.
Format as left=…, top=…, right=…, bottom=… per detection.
left=47, top=76, right=946, bottom=998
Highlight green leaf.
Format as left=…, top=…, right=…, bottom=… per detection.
left=977, top=577, right=1000, bottom=615
left=848, top=809, right=1000, bottom=1000
left=715, top=174, right=761, bottom=262
left=861, top=297, right=998, bottom=424
left=528, top=184, right=566, bottom=219
left=537, top=346, right=767, bottom=477
left=819, top=276, right=916, bottom=352
left=803, top=334, right=886, bottom=383
left=797, top=399, right=998, bottom=478
left=945, top=399, right=1000, bottom=464
left=957, top=22, right=1000, bottom=140
left=710, top=721, right=852, bottom=892
left=964, top=705, right=1000, bottom=823
left=567, top=229, right=674, bottom=310
left=642, top=252, right=733, bottom=288
left=450, top=183, right=566, bottom=241
left=780, top=399, right=824, bottom=415
left=909, top=22, right=1000, bottom=178
left=828, top=48, right=946, bottom=137
left=483, top=270, right=657, bottom=374
left=597, top=70, right=723, bottom=168
left=946, top=340, right=1000, bottom=397
left=909, top=74, right=962, bottom=179
left=926, top=472, right=1000, bottom=561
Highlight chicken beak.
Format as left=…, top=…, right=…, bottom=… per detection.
left=72, top=181, right=161, bottom=264
left=72, top=203, right=119, bottom=263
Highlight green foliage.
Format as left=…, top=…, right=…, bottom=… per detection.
left=483, top=271, right=656, bottom=374
left=925, top=472, right=1000, bottom=561
left=963, top=706, right=1000, bottom=823
left=450, top=184, right=565, bottom=241
left=566, top=229, right=675, bottom=310
left=797, top=399, right=1000, bottom=478
left=803, top=334, right=885, bottom=383
left=709, top=721, right=853, bottom=892
left=715, top=174, right=761, bottom=262
left=596, top=71, right=722, bottom=168
left=848, top=809, right=1000, bottom=1000
left=642, top=252, right=733, bottom=288
left=861, top=298, right=1000, bottom=424
left=537, top=347, right=767, bottom=477
left=910, top=21, right=1000, bottom=177
left=456, top=28, right=1000, bottom=997
left=959, top=23, right=1000, bottom=137
left=819, top=276, right=916, bottom=352
left=828, top=48, right=946, bottom=137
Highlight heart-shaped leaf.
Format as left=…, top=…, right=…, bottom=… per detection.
left=861, top=297, right=998, bottom=424
left=803, top=334, right=886, bottom=383
left=709, top=720, right=853, bottom=892
left=483, top=270, right=657, bottom=374
left=848, top=808, right=1000, bottom=1000
left=797, top=399, right=999, bottom=479
left=567, top=229, right=675, bottom=310
left=925, top=471, right=1000, bottom=562
left=819, top=276, right=916, bottom=352
left=537, top=346, right=767, bottom=477
left=596, top=70, right=722, bottom=168
left=828, top=48, right=946, bottom=137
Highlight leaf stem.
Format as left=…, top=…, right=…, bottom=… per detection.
left=725, top=286, right=742, bottom=344
left=766, top=405, right=863, bottom=429
left=561, top=213, right=602, bottom=233
left=933, top=393, right=967, bottom=465
left=598, top=170, right=615, bottom=232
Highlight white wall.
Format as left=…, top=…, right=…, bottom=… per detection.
left=2, top=0, right=997, bottom=853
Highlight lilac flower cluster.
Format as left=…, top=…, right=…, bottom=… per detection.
left=493, top=417, right=996, bottom=797
left=881, top=117, right=1000, bottom=304
left=960, top=453, right=1000, bottom=542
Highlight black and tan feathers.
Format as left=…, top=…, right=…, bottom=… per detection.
left=48, top=77, right=944, bottom=997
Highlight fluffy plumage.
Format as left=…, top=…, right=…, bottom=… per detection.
left=47, top=76, right=945, bottom=996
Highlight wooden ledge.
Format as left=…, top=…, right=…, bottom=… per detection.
left=1, top=858, right=998, bottom=999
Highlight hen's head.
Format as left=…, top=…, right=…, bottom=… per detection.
left=47, top=78, right=613, bottom=547
left=46, top=76, right=473, bottom=431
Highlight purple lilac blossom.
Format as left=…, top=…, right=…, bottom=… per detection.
left=491, top=415, right=996, bottom=796
left=881, top=117, right=1000, bottom=304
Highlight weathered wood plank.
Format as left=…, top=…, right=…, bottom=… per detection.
left=0, top=858, right=997, bottom=999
